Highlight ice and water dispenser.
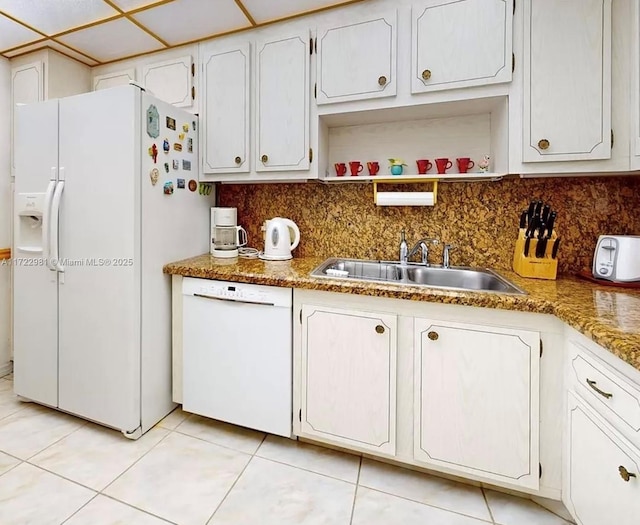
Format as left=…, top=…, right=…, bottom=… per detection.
left=15, top=193, right=46, bottom=254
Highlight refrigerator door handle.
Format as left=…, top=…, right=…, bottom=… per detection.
left=43, top=171, right=57, bottom=271
left=51, top=179, right=65, bottom=273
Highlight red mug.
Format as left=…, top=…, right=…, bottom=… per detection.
left=435, top=158, right=452, bottom=174
left=367, top=161, right=380, bottom=176
left=456, top=157, right=475, bottom=173
left=334, top=163, right=347, bottom=176
left=416, top=159, right=433, bottom=174
left=349, top=161, right=363, bottom=176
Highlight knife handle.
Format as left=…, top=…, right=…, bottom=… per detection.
left=552, top=238, right=561, bottom=259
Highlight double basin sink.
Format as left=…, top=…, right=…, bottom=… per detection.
left=311, top=258, right=526, bottom=295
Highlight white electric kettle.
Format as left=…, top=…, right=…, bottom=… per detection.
left=260, top=217, right=300, bottom=261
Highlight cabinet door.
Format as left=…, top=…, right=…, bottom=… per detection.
left=411, top=0, right=512, bottom=94
left=317, top=10, right=397, bottom=104
left=142, top=56, right=193, bottom=108
left=93, top=69, right=135, bottom=91
left=11, top=62, right=44, bottom=175
left=414, top=318, right=540, bottom=489
left=201, top=44, right=250, bottom=174
left=523, top=0, right=611, bottom=162
left=566, top=392, right=640, bottom=525
left=300, top=305, right=397, bottom=454
left=255, top=32, right=310, bottom=172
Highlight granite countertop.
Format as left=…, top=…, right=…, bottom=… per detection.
left=164, top=254, right=640, bottom=372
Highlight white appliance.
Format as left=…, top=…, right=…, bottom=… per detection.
left=13, top=85, right=213, bottom=438
left=210, top=207, right=247, bottom=258
left=260, top=217, right=300, bottom=261
left=182, top=278, right=292, bottom=437
left=592, top=235, right=640, bottom=282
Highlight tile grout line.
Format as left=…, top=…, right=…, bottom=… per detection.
left=171, top=426, right=266, bottom=456
left=25, top=418, right=89, bottom=463
left=254, top=453, right=360, bottom=485
left=99, top=426, right=174, bottom=495
left=481, top=487, right=497, bottom=524
left=203, top=432, right=268, bottom=524
left=348, top=456, right=363, bottom=525
left=59, top=493, right=101, bottom=525
left=354, top=482, right=495, bottom=524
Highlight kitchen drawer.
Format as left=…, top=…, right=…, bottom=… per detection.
left=568, top=341, right=640, bottom=436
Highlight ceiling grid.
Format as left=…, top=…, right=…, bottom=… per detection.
left=0, top=0, right=365, bottom=66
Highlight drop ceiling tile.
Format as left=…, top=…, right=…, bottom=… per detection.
left=241, top=0, right=355, bottom=23
left=58, top=18, right=164, bottom=62
left=0, top=15, right=42, bottom=51
left=2, top=39, right=48, bottom=57
left=109, top=0, right=166, bottom=11
left=133, top=0, right=251, bottom=46
left=0, top=0, right=118, bottom=36
left=4, top=40, right=99, bottom=66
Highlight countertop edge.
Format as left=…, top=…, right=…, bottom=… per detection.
left=163, top=257, right=640, bottom=372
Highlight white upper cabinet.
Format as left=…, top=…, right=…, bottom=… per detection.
left=142, top=55, right=194, bottom=108
left=93, top=69, right=135, bottom=91
left=11, top=62, right=44, bottom=176
left=565, top=392, right=640, bottom=525
left=300, top=305, right=397, bottom=455
left=255, top=32, right=310, bottom=172
left=201, top=43, right=250, bottom=174
left=523, top=0, right=611, bottom=162
left=411, top=0, right=513, bottom=94
left=316, top=10, right=397, bottom=104
left=414, top=318, right=540, bottom=490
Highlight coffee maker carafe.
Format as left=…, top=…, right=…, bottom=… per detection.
left=210, top=207, right=247, bottom=258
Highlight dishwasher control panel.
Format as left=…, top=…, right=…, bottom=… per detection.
left=182, top=277, right=292, bottom=307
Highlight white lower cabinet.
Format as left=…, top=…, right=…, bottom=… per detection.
left=299, top=305, right=397, bottom=455
left=414, top=318, right=540, bottom=489
left=565, top=392, right=640, bottom=525
left=294, top=291, right=548, bottom=493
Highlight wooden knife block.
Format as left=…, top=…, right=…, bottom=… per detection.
left=512, top=230, right=558, bottom=280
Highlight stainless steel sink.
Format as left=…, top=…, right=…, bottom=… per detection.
left=311, top=258, right=526, bottom=295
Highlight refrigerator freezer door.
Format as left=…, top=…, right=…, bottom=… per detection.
left=13, top=100, right=60, bottom=407
left=57, top=87, right=141, bottom=432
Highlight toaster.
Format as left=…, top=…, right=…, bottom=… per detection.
left=592, top=235, right=640, bottom=282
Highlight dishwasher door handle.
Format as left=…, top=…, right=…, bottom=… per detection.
left=192, top=293, right=276, bottom=307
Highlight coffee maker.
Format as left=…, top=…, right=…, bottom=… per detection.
left=210, top=207, right=247, bottom=258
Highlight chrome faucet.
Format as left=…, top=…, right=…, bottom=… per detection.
left=400, top=235, right=439, bottom=266
left=442, top=243, right=457, bottom=269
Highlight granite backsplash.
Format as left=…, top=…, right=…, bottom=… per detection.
left=218, top=175, right=640, bottom=275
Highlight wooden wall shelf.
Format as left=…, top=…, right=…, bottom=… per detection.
left=319, top=173, right=506, bottom=183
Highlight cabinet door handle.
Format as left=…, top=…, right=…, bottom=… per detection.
left=586, top=379, right=613, bottom=399
left=619, top=466, right=636, bottom=482
left=235, top=156, right=242, bottom=164
left=538, top=139, right=550, bottom=150
left=261, top=154, right=268, bottom=163
left=375, top=325, right=385, bottom=334
left=378, top=75, right=387, bottom=86
left=427, top=331, right=439, bottom=341
left=422, top=69, right=432, bottom=81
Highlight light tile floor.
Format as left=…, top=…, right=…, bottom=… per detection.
left=0, top=374, right=574, bottom=525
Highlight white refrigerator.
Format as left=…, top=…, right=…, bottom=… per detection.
left=13, top=85, right=213, bottom=438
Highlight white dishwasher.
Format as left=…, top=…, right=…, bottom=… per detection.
left=182, top=277, right=293, bottom=437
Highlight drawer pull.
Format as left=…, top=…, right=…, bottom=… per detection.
left=586, top=379, right=613, bottom=399
left=619, top=466, right=636, bottom=482
left=375, top=325, right=385, bottom=334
